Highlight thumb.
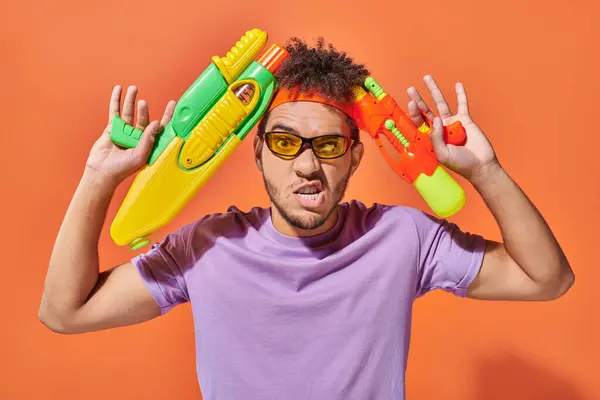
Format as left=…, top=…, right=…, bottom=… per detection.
left=131, top=120, right=161, bottom=163
left=430, top=117, right=449, bottom=163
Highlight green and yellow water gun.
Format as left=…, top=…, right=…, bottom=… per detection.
left=109, top=28, right=289, bottom=249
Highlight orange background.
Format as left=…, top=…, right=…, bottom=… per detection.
left=2, top=0, right=599, bottom=398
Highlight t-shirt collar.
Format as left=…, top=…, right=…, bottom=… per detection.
left=261, top=204, right=347, bottom=248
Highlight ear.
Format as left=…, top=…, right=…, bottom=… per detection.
left=349, top=141, right=364, bottom=177
left=253, top=134, right=264, bottom=172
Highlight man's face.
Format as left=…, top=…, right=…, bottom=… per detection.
left=253, top=101, right=364, bottom=232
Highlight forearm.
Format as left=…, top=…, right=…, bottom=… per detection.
left=471, top=161, right=574, bottom=291
left=40, top=167, right=119, bottom=327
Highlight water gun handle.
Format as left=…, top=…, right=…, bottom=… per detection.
left=418, top=111, right=467, bottom=146
left=373, top=135, right=403, bottom=177
left=110, top=114, right=143, bottom=149
left=374, top=129, right=466, bottom=218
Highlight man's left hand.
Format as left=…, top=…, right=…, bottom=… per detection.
left=406, top=75, right=498, bottom=183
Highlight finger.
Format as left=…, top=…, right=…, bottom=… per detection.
left=407, top=86, right=435, bottom=121
left=108, top=85, right=122, bottom=123
left=160, top=100, right=177, bottom=127
left=423, top=75, right=453, bottom=119
left=135, top=100, right=149, bottom=130
left=122, top=85, right=138, bottom=125
left=408, top=101, right=426, bottom=128
left=131, top=120, right=161, bottom=164
left=430, top=117, right=449, bottom=163
left=455, top=82, right=469, bottom=115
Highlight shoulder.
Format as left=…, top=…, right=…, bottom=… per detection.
left=144, top=205, right=269, bottom=265
left=171, top=205, right=270, bottom=243
left=341, top=199, right=435, bottom=233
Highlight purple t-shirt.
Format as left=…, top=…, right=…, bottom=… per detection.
left=132, top=200, right=485, bottom=399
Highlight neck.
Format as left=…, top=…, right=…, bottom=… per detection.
left=270, top=205, right=339, bottom=238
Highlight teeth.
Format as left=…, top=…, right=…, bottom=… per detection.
left=298, top=186, right=318, bottom=194
left=298, top=193, right=318, bottom=199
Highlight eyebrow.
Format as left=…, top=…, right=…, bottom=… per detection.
left=269, top=123, right=299, bottom=134
left=268, top=123, right=346, bottom=137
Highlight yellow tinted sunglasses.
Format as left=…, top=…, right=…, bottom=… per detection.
left=265, top=132, right=354, bottom=160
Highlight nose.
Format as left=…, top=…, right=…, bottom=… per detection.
left=292, top=145, right=320, bottom=176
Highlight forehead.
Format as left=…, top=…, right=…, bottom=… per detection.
left=266, top=101, right=351, bottom=138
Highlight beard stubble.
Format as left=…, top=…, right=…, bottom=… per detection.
left=262, top=166, right=352, bottom=231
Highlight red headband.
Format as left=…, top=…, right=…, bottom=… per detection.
left=267, top=87, right=357, bottom=118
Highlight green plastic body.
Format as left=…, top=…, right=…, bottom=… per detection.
left=110, top=62, right=228, bottom=164
left=110, top=61, right=276, bottom=167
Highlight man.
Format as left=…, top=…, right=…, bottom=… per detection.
left=39, top=37, right=574, bottom=399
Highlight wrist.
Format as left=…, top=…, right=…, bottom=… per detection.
left=469, top=160, right=506, bottom=193
left=81, top=166, right=121, bottom=193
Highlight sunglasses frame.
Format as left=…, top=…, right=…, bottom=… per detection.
left=263, top=131, right=356, bottom=160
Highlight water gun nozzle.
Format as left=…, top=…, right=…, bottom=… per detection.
left=257, top=44, right=289, bottom=74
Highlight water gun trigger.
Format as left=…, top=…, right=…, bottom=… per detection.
left=415, top=111, right=467, bottom=146
left=415, top=111, right=433, bottom=134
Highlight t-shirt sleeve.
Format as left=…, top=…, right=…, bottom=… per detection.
left=407, top=208, right=486, bottom=298
left=130, top=224, right=194, bottom=315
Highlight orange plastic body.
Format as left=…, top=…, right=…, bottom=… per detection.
left=350, top=92, right=467, bottom=184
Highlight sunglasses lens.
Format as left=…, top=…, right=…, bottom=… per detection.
left=312, top=136, right=349, bottom=158
left=266, top=133, right=303, bottom=156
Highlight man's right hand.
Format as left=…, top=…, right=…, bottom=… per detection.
left=39, top=85, right=178, bottom=334
left=85, top=85, right=176, bottom=185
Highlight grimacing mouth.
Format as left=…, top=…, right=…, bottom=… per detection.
left=293, top=181, right=324, bottom=195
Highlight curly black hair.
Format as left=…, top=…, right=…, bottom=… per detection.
left=257, top=36, right=369, bottom=140
left=276, top=36, right=370, bottom=102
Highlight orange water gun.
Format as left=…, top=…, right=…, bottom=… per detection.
left=350, top=77, right=468, bottom=217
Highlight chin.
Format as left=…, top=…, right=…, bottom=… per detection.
left=285, top=211, right=330, bottom=231
left=283, top=199, right=335, bottom=230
